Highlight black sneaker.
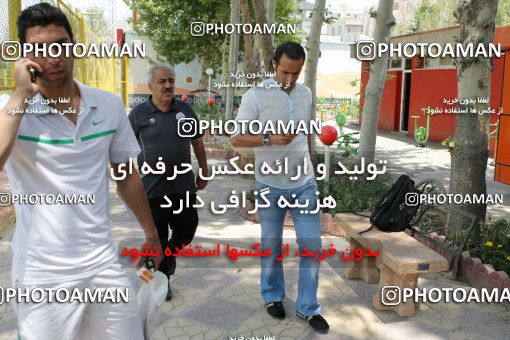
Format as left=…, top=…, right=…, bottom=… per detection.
left=296, top=311, right=329, bottom=334
left=266, top=301, right=285, bottom=319
left=166, top=278, right=172, bottom=301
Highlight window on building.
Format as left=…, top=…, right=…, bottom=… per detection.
left=404, top=58, right=413, bottom=70
left=423, top=55, right=454, bottom=68
left=415, top=57, right=424, bottom=69
left=389, top=57, right=402, bottom=69
left=439, top=56, right=453, bottom=67
left=424, top=56, right=440, bottom=68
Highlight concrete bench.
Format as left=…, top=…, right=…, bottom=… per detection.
left=336, top=213, right=448, bottom=317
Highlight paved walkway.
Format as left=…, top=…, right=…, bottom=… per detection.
left=0, top=134, right=509, bottom=339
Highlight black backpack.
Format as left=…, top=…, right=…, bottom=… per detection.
left=359, top=175, right=421, bottom=234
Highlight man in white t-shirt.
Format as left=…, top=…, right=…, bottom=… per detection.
left=0, top=3, right=162, bottom=339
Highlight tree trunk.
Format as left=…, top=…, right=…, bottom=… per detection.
left=199, top=59, right=211, bottom=89
left=450, top=0, right=498, bottom=253
left=226, top=0, right=240, bottom=120
left=221, top=34, right=230, bottom=100
left=304, top=0, right=326, bottom=156
left=357, top=1, right=395, bottom=164
left=253, top=35, right=262, bottom=72
left=252, top=0, right=273, bottom=72
left=241, top=0, right=256, bottom=82
left=265, top=0, right=276, bottom=44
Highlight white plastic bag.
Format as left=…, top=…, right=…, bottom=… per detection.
left=136, top=271, right=168, bottom=340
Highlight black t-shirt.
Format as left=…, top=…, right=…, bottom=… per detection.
left=128, top=96, right=203, bottom=197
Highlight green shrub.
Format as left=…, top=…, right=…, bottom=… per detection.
left=192, top=101, right=222, bottom=121
left=246, top=183, right=256, bottom=202
left=313, top=154, right=392, bottom=214
left=223, top=139, right=233, bottom=152
left=317, top=174, right=391, bottom=214
left=470, top=219, right=510, bottom=275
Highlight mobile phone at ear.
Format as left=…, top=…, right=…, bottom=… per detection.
left=29, top=67, right=37, bottom=83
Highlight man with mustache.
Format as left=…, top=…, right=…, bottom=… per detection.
left=128, top=65, right=208, bottom=301
left=0, top=3, right=162, bottom=339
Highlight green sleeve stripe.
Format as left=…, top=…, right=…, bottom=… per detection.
left=81, top=129, right=117, bottom=141
left=18, top=129, right=117, bottom=144
left=18, top=135, right=74, bottom=144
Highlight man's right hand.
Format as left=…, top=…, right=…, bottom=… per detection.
left=0, top=59, right=43, bottom=170
left=268, top=133, right=296, bottom=146
left=135, top=236, right=164, bottom=271
left=12, top=58, right=42, bottom=99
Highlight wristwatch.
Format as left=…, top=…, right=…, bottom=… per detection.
left=262, top=133, right=271, bottom=147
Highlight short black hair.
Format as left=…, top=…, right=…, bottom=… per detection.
left=272, top=41, right=306, bottom=65
left=17, top=3, right=74, bottom=44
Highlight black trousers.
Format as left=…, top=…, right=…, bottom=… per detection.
left=148, top=194, right=199, bottom=277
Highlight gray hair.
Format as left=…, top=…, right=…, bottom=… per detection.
left=147, top=64, right=175, bottom=83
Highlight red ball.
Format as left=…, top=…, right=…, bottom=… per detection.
left=320, top=125, right=338, bottom=145
left=207, top=98, right=215, bottom=106
left=181, top=95, right=188, bottom=102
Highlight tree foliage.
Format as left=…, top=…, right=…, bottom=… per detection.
left=406, top=0, right=457, bottom=33
left=496, top=0, right=510, bottom=26
left=273, top=0, right=304, bottom=45
left=406, top=0, right=510, bottom=33
left=125, top=0, right=302, bottom=76
left=126, top=0, right=228, bottom=73
left=83, top=6, right=114, bottom=42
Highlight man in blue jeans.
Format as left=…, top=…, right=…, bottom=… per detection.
left=230, top=41, right=329, bottom=334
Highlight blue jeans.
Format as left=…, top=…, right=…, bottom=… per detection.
left=256, top=178, right=322, bottom=317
